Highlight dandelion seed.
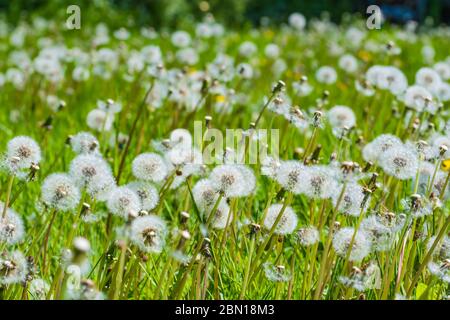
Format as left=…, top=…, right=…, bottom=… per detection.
left=404, top=85, right=433, bottom=112
left=275, top=161, right=304, bottom=194
left=69, top=154, right=113, bottom=189
left=333, top=182, right=369, bottom=217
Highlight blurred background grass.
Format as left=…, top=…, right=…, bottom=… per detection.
left=0, top=0, right=448, bottom=29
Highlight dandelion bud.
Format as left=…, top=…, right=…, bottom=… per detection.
left=439, top=144, right=448, bottom=156
left=73, top=237, right=90, bottom=254
left=363, top=161, right=373, bottom=173
left=322, top=90, right=330, bottom=100
left=294, top=148, right=304, bottom=160
left=205, top=115, right=212, bottom=128
left=81, top=202, right=91, bottom=216
left=139, top=210, right=149, bottom=216
left=180, top=211, right=190, bottom=224
left=310, top=145, right=322, bottom=163
left=313, top=110, right=323, bottom=127
left=410, top=194, right=422, bottom=212
left=202, top=237, right=212, bottom=258
left=249, top=223, right=261, bottom=236
left=300, top=75, right=307, bottom=83
left=330, top=152, right=337, bottom=162
left=272, top=80, right=285, bottom=93
left=58, top=100, right=66, bottom=111
left=40, top=116, right=53, bottom=130
left=180, top=230, right=191, bottom=240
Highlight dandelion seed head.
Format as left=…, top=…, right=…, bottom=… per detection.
left=264, top=262, right=292, bottom=282
left=69, top=154, right=112, bottom=188
left=333, top=182, right=368, bottom=217
left=0, top=203, right=25, bottom=245
left=193, top=179, right=220, bottom=210
left=362, top=134, right=403, bottom=163
left=0, top=250, right=28, bottom=285
left=275, top=161, right=304, bottom=194
left=70, top=132, right=100, bottom=155
left=327, top=105, right=356, bottom=134
left=130, top=215, right=167, bottom=253
left=127, top=181, right=159, bottom=212
left=404, top=85, right=433, bottom=112
left=86, top=108, right=113, bottom=132
left=41, top=173, right=81, bottom=211
left=332, top=227, right=372, bottom=262
left=29, top=278, right=49, bottom=300
left=209, top=164, right=245, bottom=197
left=296, top=226, right=320, bottom=246
left=263, top=204, right=298, bottom=235
left=132, top=153, right=169, bottom=182
left=315, top=66, right=337, bottom=84
left=4, top=136, right=41, bottom=174
left=379, top=145, right=419, bottom=180
left=302, top=165, right=339, bottom=199
left=107, top=186, right=141, bottom=218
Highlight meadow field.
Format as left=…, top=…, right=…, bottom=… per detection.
left=0, top=9, right=449, bottom=300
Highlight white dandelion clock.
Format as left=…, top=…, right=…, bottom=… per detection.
left=288, top=12, right=306, bottom=31
left=70, top=132, right=100, bottom=155
left=275, top=161, right=305, bottom=194
left=338, top=54, right=358, bottom=74
left=132, top=153, right=169, bottom=183
left=107, top=186, right=141, bottom=218
left=404, top=85, right=433, bottom=112
left=29, top=278, right=50, bottom=300
left=362, top=134, right=403, bottom=163
left=415, top=67, right=442, bottom=92
left=316, top=66, right=337, bottom=84
left=127, top=181, right=159, bottom=212
left=263, top=204, right=298, bottom=235
left=86, top=108, right=113, bottom=132
left=69, top=154, right=112, bottom=188
left=379, top=145, right=419, bottom=180
left=327, top=105, right=356, bottom=135
left=4, top=136, right=41, bottom=174
left=332, top=183, right=368, bottom=217
left=130, top=215, right=167, bottom=253
left=296, top=226, right=320, bottom=246
left=209, top=164, right=246, bottom=197
left=41, top=173, right=81, bottom=211
left=0, top=250, right=28, bottom=285
left=332, top=227, right=372, bottom=262
left=192, top=179, right=220, bottom=210
left=0, top=204, right=25, bottom=245
left=301, top=165, right=339, bottom=199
